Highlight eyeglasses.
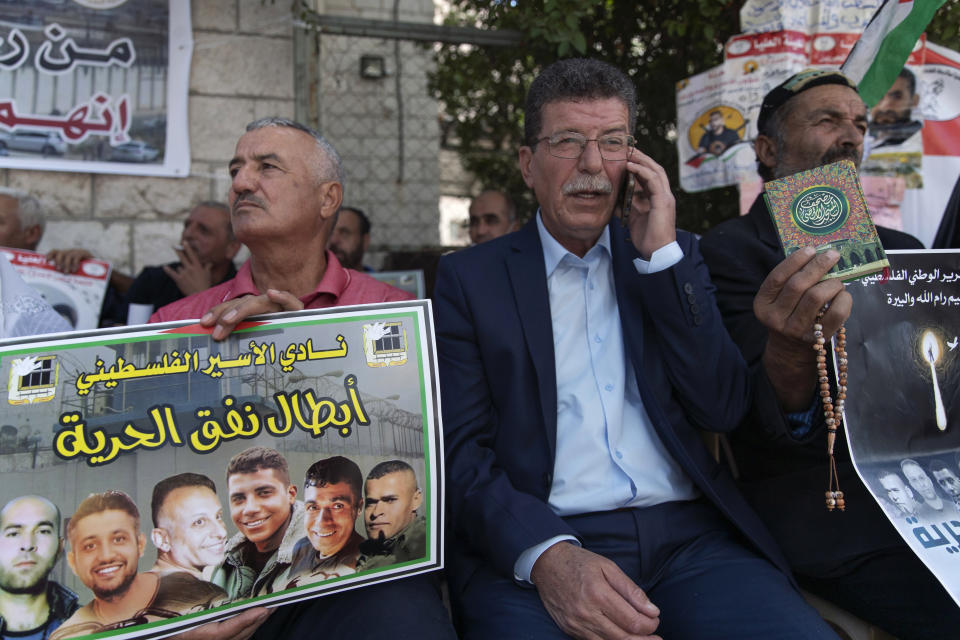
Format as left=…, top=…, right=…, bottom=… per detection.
left=533, top=133, right=635, bottom=160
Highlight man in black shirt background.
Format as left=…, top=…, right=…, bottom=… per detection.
left=126, top=201, right=241, bottom=323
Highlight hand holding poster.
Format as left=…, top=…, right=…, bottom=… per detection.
left=844, top=250, right=960, bottom=605
left=0, top=301, right=443, bottom=639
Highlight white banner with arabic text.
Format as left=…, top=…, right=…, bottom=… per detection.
left=0, top=0, right=191, bottom=177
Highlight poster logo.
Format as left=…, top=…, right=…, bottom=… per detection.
left=8, top=356, right=58, bottom=404
left=791, top=186, right=849, bottom=235
left=363, top=321, right=408, bottom=367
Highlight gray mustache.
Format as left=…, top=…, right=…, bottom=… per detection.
left=562, top=175, right=613, bottom=195
left=821, top=146, right=860, bottom=165
left=232, top=194, right=266, bottom=212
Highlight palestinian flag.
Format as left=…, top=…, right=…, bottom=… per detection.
left=841, top=0, right=947, bottom=107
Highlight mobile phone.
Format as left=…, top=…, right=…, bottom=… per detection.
left=618, top=173, right=634, bottom=227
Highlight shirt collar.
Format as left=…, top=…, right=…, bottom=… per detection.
left=314, top=250, right=350, bottom=301
left=536, top=210, right=611, bottom=277
left=224, top=251, right=351, bottom=305
left=224, top=260, right=259, bottom=301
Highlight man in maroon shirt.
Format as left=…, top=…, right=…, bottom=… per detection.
left=152, top=118, right=451, bottom=640
left=151, top=117, right=412, bottom=330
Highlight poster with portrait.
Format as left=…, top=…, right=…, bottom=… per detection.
left=0, top=0, right=191, bottom=177
left=0, top=300, right=443, bottom=639
left=1, top=247, right=110, bottom=331
left=862, top=61, right=926, bottom=188
left=676, top=59, right=764, bottom=193
left=844, top=250, right=960, bottom=605
left=677, top=28, right=931, bottom=194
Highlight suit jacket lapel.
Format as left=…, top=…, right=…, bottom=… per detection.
left=609, top=221, right=645, bottom=368
left=506, top=221, right=559, bottom=459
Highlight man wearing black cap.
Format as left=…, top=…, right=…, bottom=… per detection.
left=700, top=69, right=958, bottom=639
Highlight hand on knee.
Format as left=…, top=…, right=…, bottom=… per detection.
left=531, top=542, right=661, bottom=639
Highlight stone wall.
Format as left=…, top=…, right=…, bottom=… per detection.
left=310, top=0, right=442, bottom=254
left=8, top=0, right=445, bottom=278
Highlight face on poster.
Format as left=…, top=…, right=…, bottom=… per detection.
left=0, top=0, right=191, bottom=177
left=862, top=63, right=925, bottom=188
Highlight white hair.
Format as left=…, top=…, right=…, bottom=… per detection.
left=0, top=187, right=43, bottom=231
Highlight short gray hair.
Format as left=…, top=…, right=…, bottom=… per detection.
left=0, top=187, right=44, bottom=231
left=524, top=59, right=637, bottom=147
left=245, top=117, right=345, bottom=189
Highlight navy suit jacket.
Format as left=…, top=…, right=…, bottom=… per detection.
left=433, top=218, right=792, bottom=593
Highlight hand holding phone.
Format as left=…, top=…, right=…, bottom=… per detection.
left=622, top=147, right=676, bottom=259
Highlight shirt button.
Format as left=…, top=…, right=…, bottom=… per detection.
left=615, top=450, right=623, bottom=459
left=605, top=384, right=613, bottom=391
left=588, top=281, right=595, bottom=290
left=595, top=335, right=602, bottom=343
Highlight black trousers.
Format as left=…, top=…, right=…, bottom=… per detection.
left=799, top=546, right=960, bottom=640
left=453, top=499, right=839, bottom=640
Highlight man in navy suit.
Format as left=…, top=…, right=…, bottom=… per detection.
left=433, top=58, right=840, bottom=639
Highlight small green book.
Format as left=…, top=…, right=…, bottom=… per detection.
left=763, top=159, right=889, bottom=282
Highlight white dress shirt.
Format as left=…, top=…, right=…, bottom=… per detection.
left=514, top=214, right=698, bottom=582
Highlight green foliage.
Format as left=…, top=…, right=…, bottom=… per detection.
left=430, top=0, right=743, bottom=232
left=929, top=0, right=960, bottom=47
left=430, top=1, right=959, bottom=233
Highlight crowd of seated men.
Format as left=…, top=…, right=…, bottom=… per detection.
left=2, top=58, right=957, bottom=640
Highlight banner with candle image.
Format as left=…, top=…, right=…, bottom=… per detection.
left=0, top=301, right=442, bottom=640
left=845, top=250, right=960, bottom=605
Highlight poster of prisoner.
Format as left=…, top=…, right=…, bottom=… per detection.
left=0, top=0, right=191, bottom=176
left=844, top=250, right=960, bottom=605
left=0, top=300, right=443, bottom=639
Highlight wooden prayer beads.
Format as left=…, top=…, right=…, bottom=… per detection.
left=815, top=311, right=846, bottom=512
